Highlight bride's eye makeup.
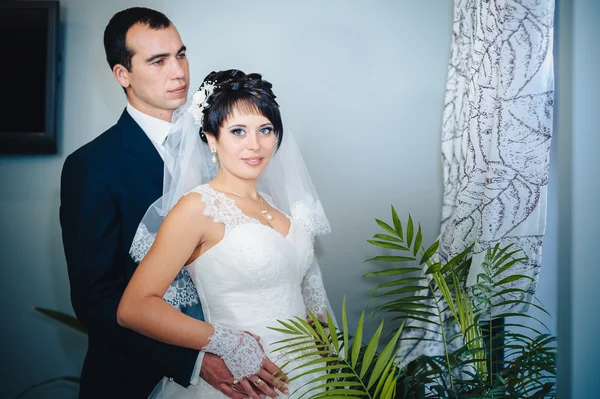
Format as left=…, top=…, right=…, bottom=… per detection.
left=259, top=127, right=273, bottom=136
left=230, top=128, right=246, bottom=136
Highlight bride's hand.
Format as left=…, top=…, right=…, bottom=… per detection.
left=244, top=331, right=263, bottom=350
left=201, top=354, right=248, bottom=399
left=203, top=324, right=288, bottom=399
left=236, top=358, right=289, bottom=399
left=238, top=331, right=289, bottom=398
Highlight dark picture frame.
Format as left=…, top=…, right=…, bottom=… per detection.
left=0, top=1, right=59, bottom=154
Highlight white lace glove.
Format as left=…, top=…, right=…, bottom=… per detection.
left=203, top=323, right=265, bottom=383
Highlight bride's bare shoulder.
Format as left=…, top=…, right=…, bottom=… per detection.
left=170, top=190, right=210, bottom=222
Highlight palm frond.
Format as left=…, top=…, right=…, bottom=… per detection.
left=268, top=296, right=404, bottom=398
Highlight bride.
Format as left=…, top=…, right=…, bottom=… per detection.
left=118, top=69, right=335, bottom=398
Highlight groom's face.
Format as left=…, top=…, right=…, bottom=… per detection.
left=115, top=23, right=189, bottom=121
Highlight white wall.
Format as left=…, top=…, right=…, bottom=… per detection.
left=0, top=1, right=453, bottom=396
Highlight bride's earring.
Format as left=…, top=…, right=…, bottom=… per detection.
left=211, top=148, right=218, bottom=163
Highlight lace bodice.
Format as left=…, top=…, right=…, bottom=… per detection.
left=184, top=184, right=316, bottom=328
left=190, top=184, right=286, bottom=237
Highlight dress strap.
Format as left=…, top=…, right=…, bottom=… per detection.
left=188, top=184, right=259, bottom=235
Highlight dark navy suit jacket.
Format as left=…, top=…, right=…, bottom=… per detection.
left=60, top=110, right=202, bottom=398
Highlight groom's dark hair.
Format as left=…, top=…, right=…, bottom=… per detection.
left=103, top=7, right=171, bottom=72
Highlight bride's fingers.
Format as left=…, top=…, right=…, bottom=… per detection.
left=244, top=331, right=261, bottom=342
left=219, top=383, right=249, bottom=399
left=256, top=369, right=289, bottom=396
left=238, top=379, right=263, bottom=399
left=247, top=373, right=279, bottom=398
left=262, top=358, right=289, bottom=383
left=244, top=331, right=265, bottom=351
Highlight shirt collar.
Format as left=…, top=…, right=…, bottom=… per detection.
left=126, top=103, right=172, bottom=146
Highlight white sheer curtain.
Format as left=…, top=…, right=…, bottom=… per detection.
left=440, top=0, right=554, bottom=307
left=405, top=0, right=554, bottom=362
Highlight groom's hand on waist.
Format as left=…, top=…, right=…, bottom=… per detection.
left=201, top=353, right=251, bottom=399
left=201, top=352, right=288, bottom=399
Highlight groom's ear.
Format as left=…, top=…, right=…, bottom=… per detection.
left=113, top=64, right=130, bottom=89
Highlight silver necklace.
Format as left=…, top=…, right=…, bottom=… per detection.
left=220, top=184, right=274, bottom=221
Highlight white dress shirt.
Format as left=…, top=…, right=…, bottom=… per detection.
left=126, top=103, right=205, bottom=386
left=126, top=103, right=172, bottom=160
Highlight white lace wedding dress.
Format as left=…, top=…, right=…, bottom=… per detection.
left=150, top=184, right=330, bottom=399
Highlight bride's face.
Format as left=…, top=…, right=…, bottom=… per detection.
left=209, top=107, right=277, bottom=181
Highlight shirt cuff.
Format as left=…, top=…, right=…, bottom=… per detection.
left=189, top=352, right=205, bottom=386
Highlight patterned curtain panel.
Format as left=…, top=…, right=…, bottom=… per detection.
left=440, top=0, right=554, bottom=308
left=403, top=0, right=554, bottom=363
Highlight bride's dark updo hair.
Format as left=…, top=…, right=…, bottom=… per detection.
left=198, top=69, right=283, bottom=149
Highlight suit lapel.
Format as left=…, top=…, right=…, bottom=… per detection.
left=118, top=109, right=164, bottom=192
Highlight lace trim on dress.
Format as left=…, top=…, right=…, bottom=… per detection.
left=129, top=221, right=199, bottom=310
left=189, top=185, right=260, bottom=235
left=301, top=259, right=328, bottom=320
left=291, top=198, right=330, bottom=238
left=130, top=223, right=156, bottom=264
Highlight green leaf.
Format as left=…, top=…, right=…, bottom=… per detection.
left=373, top=233, right=401, bottom=242
left=496, top=274, right=534, bottom=285
left=490, top=287, right=531, bottom=299
left=407, top=215, right=414, bottom=247
left=490, top=243, right=515, bottom=263
left=368, top=277, right=424, bottom=294
left=420, top=241, right=440, bottom=265
left=492, top=257, right=528, bottom=278
left=342, top=297, right=348, bottom=361
left=373, top=354, right=395, bottom=398
left=368, top=323, right=403, bottom=390
left=351, top=311, right=364, bottom=368
left=370, top=285, right=429, bottom=298
left=327, top=312, right=340, bottom=354
left=381, top=361, right=400, bottom=399
left=359, top=320, right=383, bottom=378
left=34, top=307, right=87, bottom=334
left=390, top=315, right=440, bottom=326
left=308, top=388, right=369, bottom=398
left=363, top=256, right=416, bottom=264
left=494, top=300, right=550, bottom=317
left=413, top=224, right=423, bottom=256
left=366, top=240, right=409, bottom=251
left=294, top=317, right=321, bottom=341
left=491, top=246, right=521, bottom=269
left=425, top=262, right=442, bottom=274
left=391, top=205, right=404, bottom=241
left=440, top=244, right=474, bottom=275
left=288, top=318, right=314, bottom=337
left=376, top=219, right=398, bottom=236
left=276, top=319, right=304, bottom=333
left=391, top=308, right=438, bottom=318
left=362, top=267, right=421, bottom=278
left=271, top=338, right=324, bottom=353
left=286, top=356, right=342, bottom=377
left=374, top=302, right=436, bottom=314
left=307, top=310, right=331, bottom=348
left=286, top=365, right=352, bottom=384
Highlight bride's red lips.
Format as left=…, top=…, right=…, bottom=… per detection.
left=242, top=157, right=264, bottom=166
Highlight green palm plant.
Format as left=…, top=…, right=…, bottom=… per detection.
left=269, top=298, right=405, bottom=399
left=271, top=207, right=556, bottom=399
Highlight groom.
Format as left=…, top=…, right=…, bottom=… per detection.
left=60, top=8, right=276, bottom=399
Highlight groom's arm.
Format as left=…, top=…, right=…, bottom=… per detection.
left=60, top=152, right=199, bottom=386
